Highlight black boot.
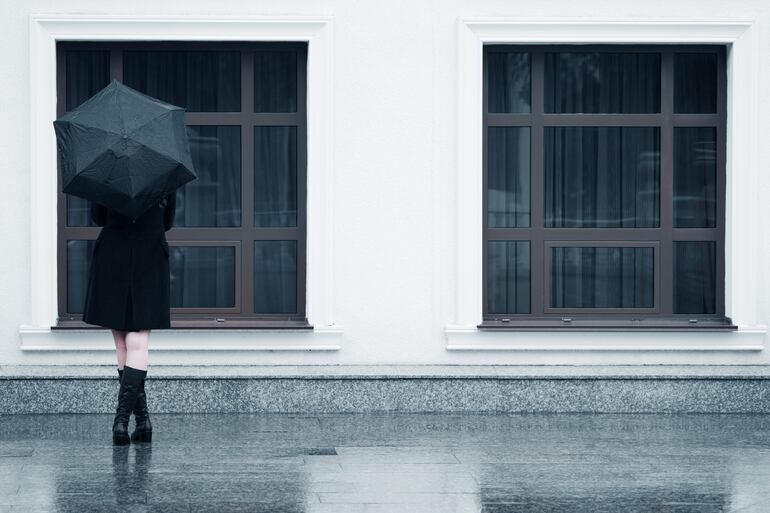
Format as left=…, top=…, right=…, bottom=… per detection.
left=130, top=370, right=152, bottom=443
left=118, top=367, right=153, bottom=442
left=113, top=365, right=145, bottom=445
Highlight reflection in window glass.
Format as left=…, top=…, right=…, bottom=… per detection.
left=488, top=127, right=530, bottom=227
left=675, top=53, right=717, bottom=114
left=545, top=127, right=660, bottom=228
left=124, top=51, right=241, bottom=111
left=254, top=126, right=297, bottom=227
left=65, top=50, right=110, bottom=112
left=674, top=127, right=716, bottom=228
left=487, top=52, right=531, bottom=113
left=64, top=50, right=111, bottom=227
left=66, top=240, right=96, bottom=314
left=545, top=52, right=660, bottom=113
left=66, top=196, right=99, bottom=228
left=550, top=247, right=654, bottom=309
left=254, top=51, right=298, bottom=112
left=181, top=126, right=241, bottom=227
left=488, top=241, right=530, bottom=314
left=169, top=246, right=235, bottom=308
left=674, top=241, right=716, bottom=314
left=254, top=241, right=297, bottom=314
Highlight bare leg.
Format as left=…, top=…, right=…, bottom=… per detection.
left=112, top=330, right=127, bottom=370
left=125, top=330, right=150, bottom=371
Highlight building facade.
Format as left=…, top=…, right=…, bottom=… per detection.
left=3, top=0, right=769, bottom=371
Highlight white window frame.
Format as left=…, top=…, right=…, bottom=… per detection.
left=20, top=15, right=342, bottom=353
left=447, top=17, right=767, bottom=352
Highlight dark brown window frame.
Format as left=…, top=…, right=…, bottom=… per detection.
left=54, top=41, right=311, bottom=330
left=481, top=43, right=735, bottom=331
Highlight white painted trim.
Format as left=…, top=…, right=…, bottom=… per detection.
left=23, top=14, right=342, bottom=351
left=446, top=326, right=766, bottom=351
left=18, top=326, right=343, bottom=351
left=451, top=17, right=764, bottom=350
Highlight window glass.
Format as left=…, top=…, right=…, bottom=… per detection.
left=487, top=52, right=531, bottom=113
left=674, top=241, right=716, bottom=314
left=674, top=127, right=717, bottom=228
left=254, top=241, right=297, bottom=314
left=64, top=50, right=111, bottom=227
left=550, top=247, right=654, bottom=309
left=254, top=126, right=298, bottom=227
left=65, top=50, right=110, bottom=112
left=58, top=42, right=309, bottom=326
left=254, top=51, right=298, bottom=112
left=66, top=240, right=96, bottom=314
left=483, top=45, right=725, bottom=325
left=181, top=126, right=242, bottom=227
left=544, top=127, right=660, bottom=228
left=545, top=52, right=660, bottom=113
left=675, top=53, right=717, bottom=114
left=488, top=127, right=530, bottom=227
left=488, top=241, right=531, bottom=314
left=169, top=246, right=236, bottom=308
left=123, top=51, right=241, bottom=111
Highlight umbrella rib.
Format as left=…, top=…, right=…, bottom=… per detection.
left=126, top=110, right=191, bottom=165
left=61, top=124, right=123, bottom=176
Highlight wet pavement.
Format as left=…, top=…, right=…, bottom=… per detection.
left=1, top=413, right=769, bottom=512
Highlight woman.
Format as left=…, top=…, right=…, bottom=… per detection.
left=83, top=192, right=176, bottom=445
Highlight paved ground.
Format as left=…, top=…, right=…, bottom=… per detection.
left=1, top=413, right=769, bottom=512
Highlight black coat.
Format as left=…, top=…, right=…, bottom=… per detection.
left=82, top=193, right=176, bottom=331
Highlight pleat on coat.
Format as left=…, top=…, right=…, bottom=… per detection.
left=82, top=193, right=176, bottom=330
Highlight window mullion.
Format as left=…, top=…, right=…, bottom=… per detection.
left=531, top=49, right=545, bottom=317
left=659, top=51, right=675, bottom=316
left=241, top=48, right=255, bottom=317
left=716, top=47, right=727, bottom=316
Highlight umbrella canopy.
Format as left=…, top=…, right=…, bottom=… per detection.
left=53, top=79, right=197, bottom=220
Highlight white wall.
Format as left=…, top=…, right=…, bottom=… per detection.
left=2, top=0, right=769, bottom=367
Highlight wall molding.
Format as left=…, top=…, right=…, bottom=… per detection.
left=450, top=17, right=765, bottom=351
left=21, top=14, right=342, bottom=352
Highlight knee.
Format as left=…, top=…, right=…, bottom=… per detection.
left=125, top=331, right=148, bottom=351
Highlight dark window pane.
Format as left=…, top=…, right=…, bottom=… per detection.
left=123, top=51, right=240, bottom=111
left=674, top=127, right=716, bottom=228
left=550, top=247, right=654, bottom=309
left=488, top=127, right=530, bottom=227
left=254, top=126, right=297, bottom=227
left=675, top=53, right=717, bottom=114
left=169, top=246, right=235, bottom=308
left=545, top=127, right=660, bottom=228
left=674, top=241, right=716, bottom=314
left=545, top=52, right=660, bottom=113
left=66, top=240, right=96, bottom=314
left=67, top=196, right=99, bottom=227
left=254, top=241, right=297, bottom=314
left=254, top=51, right=297, bottom=112
left=65, top=50, right=110, bottom=112
left=487, top=52, right=530, bottom=113
left=64, top=50, right=110, bottom=227
left=488, top=241, right=530, bottom=314
left=178, top=126, right=241, bottom=227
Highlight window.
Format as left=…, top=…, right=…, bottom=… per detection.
left=56, top=41, right=309, bottom=328
left=482, top=44, right=732, bottom=329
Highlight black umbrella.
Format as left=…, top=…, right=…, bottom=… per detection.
left=53, top=79, right=197, bottom=220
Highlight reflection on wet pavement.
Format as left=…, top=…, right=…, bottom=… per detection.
left=0, top=413, right=769, bottom=512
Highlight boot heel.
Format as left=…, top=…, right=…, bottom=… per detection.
left=137, top=430, right=152, bottom=443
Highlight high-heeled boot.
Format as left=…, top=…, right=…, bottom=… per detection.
left=117, top=368, right=152, bottom=442
left=112, top=365, right=145, bottom=445
left=130, top=370, right=152, bottom=442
